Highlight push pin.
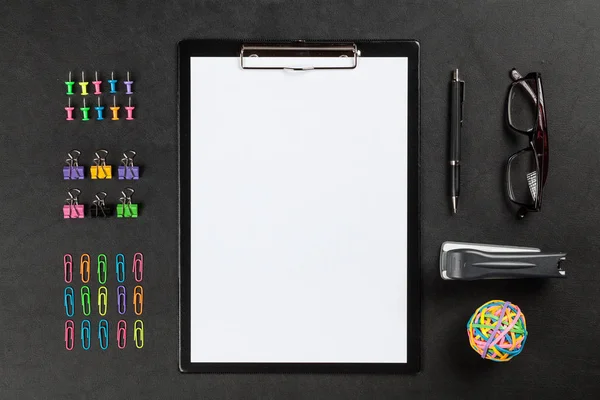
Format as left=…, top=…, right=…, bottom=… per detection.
left=63, top=150, right=84, bottom=180
left=91, top=192, right=112, bottom=218
left=65, top=71, right=75, bottom=95
left=95, top=97, right=104, bottom=121
left=117, top=187, right=139, bottom=218
left=125, top=97, right=135, bottom=120
left=124, top=71, right=134, bottom=94
left=90, top=149, right=112, bottom=179
left=118, top=150, right=139, bottom=180
left=63, top=189, right=84, bottom=219
left=110, top=96, right=120, bottom=120
left=92, top=71, right=102, bottom=95
left=108, top=71, right=118, bottom=94
left=79, top=71, right=89, bottom=96
left=65, top=98, right=75, bottom=121
left=80, top=98, right=90, bottom=121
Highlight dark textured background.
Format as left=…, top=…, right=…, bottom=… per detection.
left=1, top=0, right=599, bottom=399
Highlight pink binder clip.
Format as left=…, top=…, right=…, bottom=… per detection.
left=63, top=189, right=84, bottom=219
left=133, top=252, right=143, bottom=282
left=64, top=254, right=73, bottom=283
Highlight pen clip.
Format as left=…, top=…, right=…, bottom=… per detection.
left=460, top=79, right=465, bottom=124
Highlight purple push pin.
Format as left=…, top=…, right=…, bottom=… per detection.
left=63, top=149, right=84, bottom=180
left=118, top=150, right=139, bottom=180
left=117, top=285, right=126, bottom=315
left=124, top=71, right=133, bottom=94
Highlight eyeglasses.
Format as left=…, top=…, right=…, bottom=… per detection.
left=505, top=69, right=549, bottom=219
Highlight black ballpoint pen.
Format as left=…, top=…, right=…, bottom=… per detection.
left=449, top=69, right=465, bottom=214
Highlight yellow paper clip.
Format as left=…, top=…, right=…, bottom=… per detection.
left=133, top=285, right=144, bottom=315
left=80, top=253, right=91, bottom=283
left=98, top=286, right=108, bottom=316
left=134, top=320, right=144, bottom=349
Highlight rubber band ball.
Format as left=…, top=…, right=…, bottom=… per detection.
left=466, top=300, right=528, bottom=362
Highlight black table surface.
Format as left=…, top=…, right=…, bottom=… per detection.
left=1, top=1, right=599, bottom=399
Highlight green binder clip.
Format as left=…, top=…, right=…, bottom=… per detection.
left=117, top=187, right=139, bottom=218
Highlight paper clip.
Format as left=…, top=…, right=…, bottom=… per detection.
left=81, top=320, right=91, bottom=350
left=64, top=286, right=74, bottom=317
left=91, top=191, right=112, bottom=218
left=80, top=253, right=91, bottom=283
left=134, top=320, right=144, bottom=349
left=90, top=149, right=112, bottom=179
left=81, top=285, right=91, bottom=316
left=97, top=253, right=107, bottom=283
left=117, top=320, right=127, bottom=349
left=99, top=319, right=109, bottom=350
left=63, top=149, right=84, bottom=180
left=118, top=150, right=140, bottom=180
left=63, top=188, right=84, bottom=219
left=133, top=252, right=143, bottom=282
left=63, top=253, right=73, bottom=283
left=117, top=187, right=138, bottom=218
left=98, top=286, right=108, bottom=316
left=133, top=285, right=144, bottom=315
left=117, top=285, right=126, bottom=315
left=65, top=320, right=75, bottom=351
left=116, top=253, right=126, bottom=282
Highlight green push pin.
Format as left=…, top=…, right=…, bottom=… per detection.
left=80, top=98, right=90, bottom=121
left=65, top=71, right=75, bottom=95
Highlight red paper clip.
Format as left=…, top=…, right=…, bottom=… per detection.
left=65, top=320, right=75, bottom=350
left=133, top=285, right=143, bottom=315
left=117, top=320, right=127, bottom=349
left=133, top=252, right=143, bottom=282
left=64, top=254, right=73, bottom=283
left=80, top=253, right=91, bottom=283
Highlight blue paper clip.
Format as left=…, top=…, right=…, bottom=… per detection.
left=116, top=253, right=125, bottom=283
left=64, top=286, right=74, bottom=317
left=117, top=285, right=126, bottom=315
left=81, top=320, right=91, bottom=350
left=99, top=319, right=109, bottom=350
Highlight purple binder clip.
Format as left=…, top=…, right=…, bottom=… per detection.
left=63, top=150, right=84, bottom=180
left=118, top=150, right=139, bottom=180
left=63, top=188, right=84, bottom=219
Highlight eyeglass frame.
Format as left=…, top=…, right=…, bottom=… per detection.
left=505, top=69, right=549, bottom=219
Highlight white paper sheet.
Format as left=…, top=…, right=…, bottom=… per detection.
left=189, top=56, right=409, bottom=363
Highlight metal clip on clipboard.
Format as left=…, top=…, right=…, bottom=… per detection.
left=240, top=43, right=360, bottom=70
left=440, top=241, right=567, bottom=280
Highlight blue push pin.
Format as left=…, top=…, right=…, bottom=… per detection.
left=95, top=97, right=104, bottom=120
left=108, top=71, right=118, bottom=94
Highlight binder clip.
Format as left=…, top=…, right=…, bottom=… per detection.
left=91, top=192, right=112, bottom=218
left=90, top=149, right=112, bottom=179
left=118, top=150, right=139, bottom=180
left=117, top=187, right=139, bottom=218
left=63, top=189, right=84, bottom=219
left=63, top=150, right=84, bottom=180
left=440, top=241, right=567, bottom=280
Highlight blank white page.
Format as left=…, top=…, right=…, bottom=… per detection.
left=189, top=56, right=408, bottom=363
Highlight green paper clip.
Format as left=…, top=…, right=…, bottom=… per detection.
left=81, top=285, right=91, bottom=316
left=97, top=253, right=107, bottom=284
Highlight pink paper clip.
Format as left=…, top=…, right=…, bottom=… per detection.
left=133, top=252, right=143, bottom=282
left=117, top=320, right=127, bottom=349
left=65, top=320, right=75, bottom=350
left=64, top=254, right=73, bottom=283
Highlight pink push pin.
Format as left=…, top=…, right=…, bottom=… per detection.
left=92, top=71, right=102, bottom=95
left=65, top=98, right=75, bottom=121
left=125, top=97, right=135, bottom=120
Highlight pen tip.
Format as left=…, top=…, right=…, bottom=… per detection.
left=451, top=197, right=458, bottom=214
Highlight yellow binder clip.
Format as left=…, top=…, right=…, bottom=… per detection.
left=90, top=149, right=112, bottom=179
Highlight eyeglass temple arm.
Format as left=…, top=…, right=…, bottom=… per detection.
left=511, top=69, right=537, bottom=104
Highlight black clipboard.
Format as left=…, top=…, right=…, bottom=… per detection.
left=179, top=40, right=420, bottom=373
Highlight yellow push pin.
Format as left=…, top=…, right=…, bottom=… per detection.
left=79, top=71, right=89, bottom=96
left=110, top=96, right=120, bottom=120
